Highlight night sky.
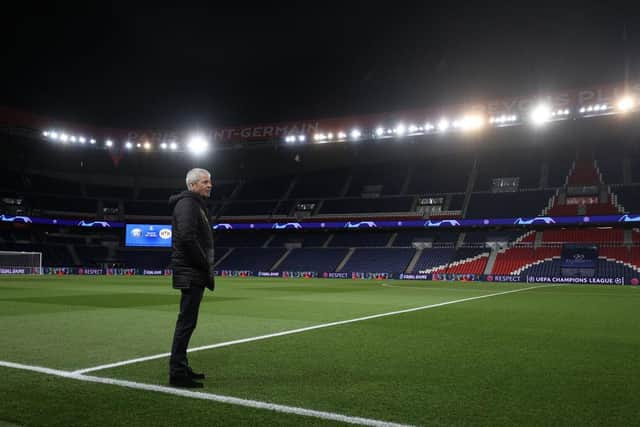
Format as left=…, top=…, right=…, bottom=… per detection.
left=2, top=3, right=639, bottom=130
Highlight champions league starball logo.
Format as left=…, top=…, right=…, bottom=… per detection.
left=272, top=222, right=302, bottom=229
left=513, top=217, right=556, bottom=225
left=0, top=215, right=32, bottom=223
left=77, top=220, right=111, bottom=228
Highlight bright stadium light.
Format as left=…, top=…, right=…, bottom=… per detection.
left=460, top=115, right=484, bottom=131
left=136, top=143, right=142, bottom=148
left=298, top=135, right=306, bottom=142
left=144, top=142, right=151, bottom=150
left=327, top=132, right=334, bottom=139
left=530, top=104, right=551, bottom=125
left=125, top=141, right=133, bottom=149
left=78, top=136, right=86, bottom=144
left=187, top=134, right=209, bottom=155
left=170, top=142, right=178, bottom=150
left=160, top=142, right=168, bottom=150
left=350, top=129, right=361, bottom=139
left=438, top=118, right=450, bottom=132
left=43, top=131, right=49, bottom=137
left=337, top=132, right=346, bottom=139
left=105, top=139, right=113, bottom=148
left=395, top=124, right=406, bottom=136
left=424, top=122, right=434, bottom=131
left=50, top=131, right=59, bottom=140
left=617, top=96, right=635, bottom=112
left=70, top=136, right=77, bottom=143
left=90, top=139, right=96, bottom=144
left=60, top=133, right=69, bottom=143
left=375, top=127, right=384, bottom=137
left=408, top=124, right=418, bottom=133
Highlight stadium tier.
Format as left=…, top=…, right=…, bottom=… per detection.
left=2, top=114, right=640, bottom=283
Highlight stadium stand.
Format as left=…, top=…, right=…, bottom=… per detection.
left=340, top=248, right=415, bottom=273
left=277, top=248, right=349, bottom=272
left=215, top=247, right=286, bottom=271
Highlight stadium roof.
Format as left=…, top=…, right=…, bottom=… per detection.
left=2, top=4, right=639, bottom=130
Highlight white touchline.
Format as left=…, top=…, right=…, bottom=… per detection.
left=0, top=360, right=413, bottom=427
left=73, top=284, right=551, bottom=375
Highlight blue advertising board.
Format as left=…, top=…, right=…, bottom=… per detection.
left=125, top=224, right=173, bottom=247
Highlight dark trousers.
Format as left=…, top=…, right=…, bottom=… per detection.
left=170, top=286, right=205, bottom=376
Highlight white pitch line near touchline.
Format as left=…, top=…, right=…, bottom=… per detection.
left=0, top=360, right=413, bottom=427
left=74, top=284, right=551, bottom=375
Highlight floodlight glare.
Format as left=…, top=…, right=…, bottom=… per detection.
left=60, top=133, right=69, bottom=142
left=160, top=142, right=168, bottom=149
left=350, top=129, right=361, bottom=139
left=298, top=135, right=306, bottom=142
left=408, top=125, right=418, bottom=133
left=170, top=142, right=178, bottom=150
left=105, top=140, right=113, bottom=148
left=395, top=124, right=406, bottom=136
left=187, top=134, right=209, bottom=154
left=43, top=131, right=49, bottom=137
left=530, top=104, right=551, bottom=125
left=70, top=136, right=77, bottom=142
left=617, top=96, right=635, bottom=112
left=327, top=133, right=334, bottom=139
left=437, top=118, right=450, bottom=132
left=144, top=142, right=151, bottom=150
left=375, top=127, right=384, bottom=136
left=460, top=115, right=484, bottom=131
left=125, top=142, right=133, bottom=149
left=50, top=131, right=59, bottom=140
left=136, top=143, right=142, bottom=148
left=78, top=136, right=86, bottom=144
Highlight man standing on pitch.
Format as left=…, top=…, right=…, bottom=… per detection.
left=168, top=168, right=215, bottom=388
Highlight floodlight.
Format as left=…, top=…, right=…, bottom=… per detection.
left=90, top=139, right=96, bottom=144
left=43, top=131, right=49, bottom=137
left=78, top=136, right=86, bottom=144
left=160, top=142, right=167, bottom=149
left=50, top=131, right=59, bottom=140
left=460, top=115, right=484, bottom=131
left=70, top=136, right=77, bottom=143
left=437, top=118, right=450, bottom=132
left=617, top=96, right=635, bottom=112
left=375, top=127, right=384, bottom=136
left=60, top=133, right=69, bottom=142
left=105, top=140, right=113, bottom=148
left=395, top=124, right=406, bottom=136
left=170, top=142, right=178, bottom=150
left=530, top=104, right=551, bottom=125
left=144, top=142, right=151, bottom=150
left=298, top=135, right=306, bottom=142
left=187, top=134, right=209, bottom=155
left=350, top=129, right=361, bottom=139
left=125, top=142, right=133, bottom=149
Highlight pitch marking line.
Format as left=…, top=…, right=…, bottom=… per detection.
left=0, top=360, right=412, bottom=427
left=74, top=284, right=552, bottom=375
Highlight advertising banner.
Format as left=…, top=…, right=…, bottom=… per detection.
left=125, top=224, right=173, bottom=247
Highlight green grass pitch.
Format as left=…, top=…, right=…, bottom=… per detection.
left=1, top=275, right=639, bottom=426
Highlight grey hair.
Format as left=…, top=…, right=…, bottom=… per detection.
left=185, top=168, right=211, bottom=189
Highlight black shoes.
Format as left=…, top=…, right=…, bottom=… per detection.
left=169, top=374, right=203, bottom=388
left=188, top=368, right=205, bottom=380
left=169, top=367, right=206, bottom=388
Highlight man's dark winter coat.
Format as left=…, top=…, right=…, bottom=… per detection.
left=168, top=191, right=214, bottom=290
